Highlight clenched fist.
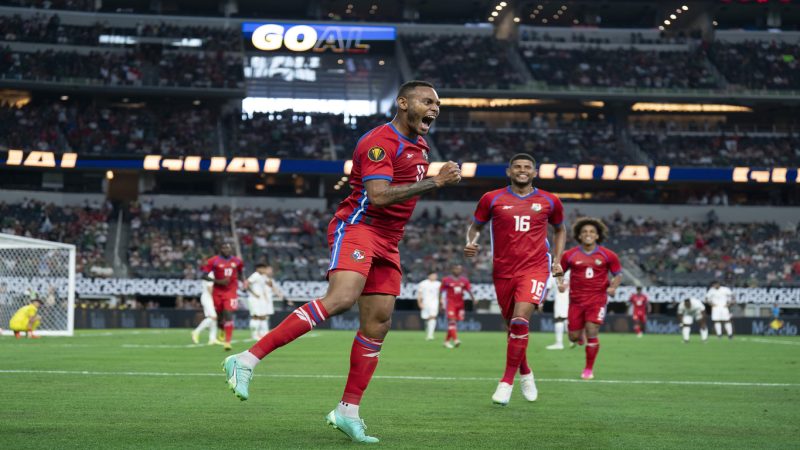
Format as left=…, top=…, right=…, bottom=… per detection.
left=434, top=161, right=462, bottom=187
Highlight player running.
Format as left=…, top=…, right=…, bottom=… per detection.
left=416, top=272, right=441, bottom=341
left=560, top=217, right=622, bottom=380
left=464, top=153, right=566, bottom=406
left=706, top=280, right=735, bottom=339
left=546, top=269, right=569, bottom=350
left=678, top=297, right=709, bottom=343
left=629, top=286, right=650, bottom=338
left=191, top=271, right=220, bottom=345
left=200, top=242, right=245, bottom=351
left=439, top=264, right=474, bottom=348
left=222, top=80, right=461, bottom=444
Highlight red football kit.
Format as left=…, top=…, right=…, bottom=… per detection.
left=440, top=275, right=471, bottom=321
left=560, top=245, right=622, bottom=331
left=200, top=255, right=244, bottom=312
left=328, top=123, right=430, bottom=296
left=473, top=186, right=563, bottom=319
left=629, top=293, right=649, bottom=321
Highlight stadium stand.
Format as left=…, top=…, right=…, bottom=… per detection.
left=708, top=40, right=800, bottom=90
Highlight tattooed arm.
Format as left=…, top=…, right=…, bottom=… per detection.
left=365, top=161, right=461, bottom=207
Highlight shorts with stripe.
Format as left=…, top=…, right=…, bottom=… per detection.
left=327, top=218, right=403, bottom=296
left=493, top=271, right=551, bottom=320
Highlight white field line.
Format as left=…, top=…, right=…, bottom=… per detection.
left=0, top=369, right=796, bottom=388
left=739, top=337, right=800, bottom=346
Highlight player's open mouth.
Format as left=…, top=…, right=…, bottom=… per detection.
left=420, top=115, right=436, bottom=132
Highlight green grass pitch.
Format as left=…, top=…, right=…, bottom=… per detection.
left=1, top=329, right=798, bottom=449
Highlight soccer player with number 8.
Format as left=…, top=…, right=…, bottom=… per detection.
left=560, top=217, right=622, bottom=380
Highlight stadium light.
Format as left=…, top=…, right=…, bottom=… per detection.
left=658, top=25, right=664, bottom=30
left=500, top=1, right=507, bottom=6
left=537, top=5, right=543, bottom=10
left=489, top=17, right=495, bottom=21
left=60, top=95, right=69, bottom=101
left=682, top=5, right=688, bottom=10
left=514, top=17, right=521, bottom=22
left=496, top=5, right=502, bottom=10
left=106, top=171, right=114, bottom=180
left=542, top=18, right=548, bottom=23
left=631, top=103, right=753, bottom=112
left=664, top=20, right=671, bottom=25
left=670, top=14, right=677, bottom=20
left=713, top=21, right=719, bottom=26
left=492, top=11, right=499, bottom=16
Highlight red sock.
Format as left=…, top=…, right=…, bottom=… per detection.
left=342, top=331, right=384, bottom=405
left=446, top=320, right=456, bottom=341
left=224, top=320, right=234, bottom=343
left=634, top=324, right=641, bottom=334
left=249, top=299, right=328, bottom=359
left=519, top=352, right=532, bottom=376
left=585, top=337, right=600, bottom=370
left=501, top=318, right=529, bottom=384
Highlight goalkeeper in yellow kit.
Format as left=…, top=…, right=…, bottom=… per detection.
left=9, top=298, right=43, bottom=338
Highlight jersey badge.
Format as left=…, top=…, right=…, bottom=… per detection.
left=367, top=147, right=386, bottom=162
left=352, top=249, right=366, bottom=262
left=594, top=259, right=602, bottom=266
left=531, top=203, right=542, bottom=212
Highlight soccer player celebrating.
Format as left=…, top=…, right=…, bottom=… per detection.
left=191, top=271, right=220, bottom=345
left=9, top=297, right=43, bottom=338
left=560, top=217, right=622, bottom=380
left=546, top=269, right=570, bottom=350
left=222, top=80, right=461, bottom=444
left=629, top=286, right=650, bottom=338
left=439, top=264, right=474, bottom=348
left=416, top=271, right=441, bottom=341
left=705, top=280, right=735, bottom=339
left=200, top=242, right=245, bottom=351
left=464, top=153, right=566, bottom=406
left=678, top=297, right=709, bottom=343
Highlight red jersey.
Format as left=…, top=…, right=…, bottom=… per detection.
left=440, top=276, right=471, bottom=310
left=560, top=246, right=621, bottom=305
left=473, top=186, right=564, bottom=278
left=629, top=293, right=649, bottom=314
left=335, top=123, right=430, bottom=232
left=200, top=255, right=244, bottom=296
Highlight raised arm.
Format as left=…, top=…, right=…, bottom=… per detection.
left=365, top=162, right=461, bottom=208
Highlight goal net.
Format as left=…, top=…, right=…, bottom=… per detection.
left=0, top=233, right=76, bottom=336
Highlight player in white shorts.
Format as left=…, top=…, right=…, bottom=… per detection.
left=247, top=264, right=285, bottom=340
left=192, top=272, right=220, bottom=345
left=705, top=280, right=734, bottom=339
left=416, top=272, right=441, bottom=341
left=547, top=270, right=570, bottom=350
left=677, top=297, right=708, bottom=343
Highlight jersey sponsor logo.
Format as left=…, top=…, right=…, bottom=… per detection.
left=367, top=146, right=385, bottom=162
left=531, top=203, right=542, bottom=212
left=351, top=249, right=366, bottom=262
left=594, top=259, right=602, bottom=266
left=502, top=205, right=514, bottom=209
left=575, top=260, right=583, bottom=265
left=406, top=153, right=413, bottom=158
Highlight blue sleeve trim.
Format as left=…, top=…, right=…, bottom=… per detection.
left=363, top=175, right=392, bottom=182
left=472, top=217, right=488, bottom=225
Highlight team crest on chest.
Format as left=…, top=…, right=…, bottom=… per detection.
left=367, top=147, right=385, bottom=162
left=352, top=249, right=366, bottom=262
left=594, top=259, right=602, bottom=266
left=531, top=203, right=542, bottom=212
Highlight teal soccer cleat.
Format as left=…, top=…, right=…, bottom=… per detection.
left=222, top=355, right=253, bottom=401
left=325, top=409, right=379, bottom=444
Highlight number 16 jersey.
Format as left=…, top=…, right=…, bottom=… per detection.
left=473, top=186, right=563, bottom=279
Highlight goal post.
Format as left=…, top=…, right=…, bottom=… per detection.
left=0, top=233, right=76, bottom=336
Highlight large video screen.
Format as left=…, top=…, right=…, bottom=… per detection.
left=242, top=22, right=396, bottom=54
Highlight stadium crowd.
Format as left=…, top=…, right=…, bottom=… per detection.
left=0, top=47, right=243, bottom=88
left=708, top=40, right=800, bottom=90
left=0, top=14, right=239, bottom=50
left=0, top=100, right=219, bottom=156
left=520, top=46, right=719, bottom=89
left=402, top=34, right=526, bottom=90
left=632, top=132, right=800, bottom=166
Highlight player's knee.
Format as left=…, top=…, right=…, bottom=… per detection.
left=363, top=317, right=391, bottom=338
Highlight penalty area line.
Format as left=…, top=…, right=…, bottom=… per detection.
left=0, top=369, right=796, bottom=388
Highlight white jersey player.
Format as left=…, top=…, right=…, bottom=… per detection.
left=191, top=271, right=220, bottom=345
left=247, top=264, right=285, bottom=340
left=547, top=270, right=569, bottom=350
left=416, top=272, right=441, bottom=341
left=705, top=281, right=734, bottom=339
left=677, top=297, right=708, bottom=343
